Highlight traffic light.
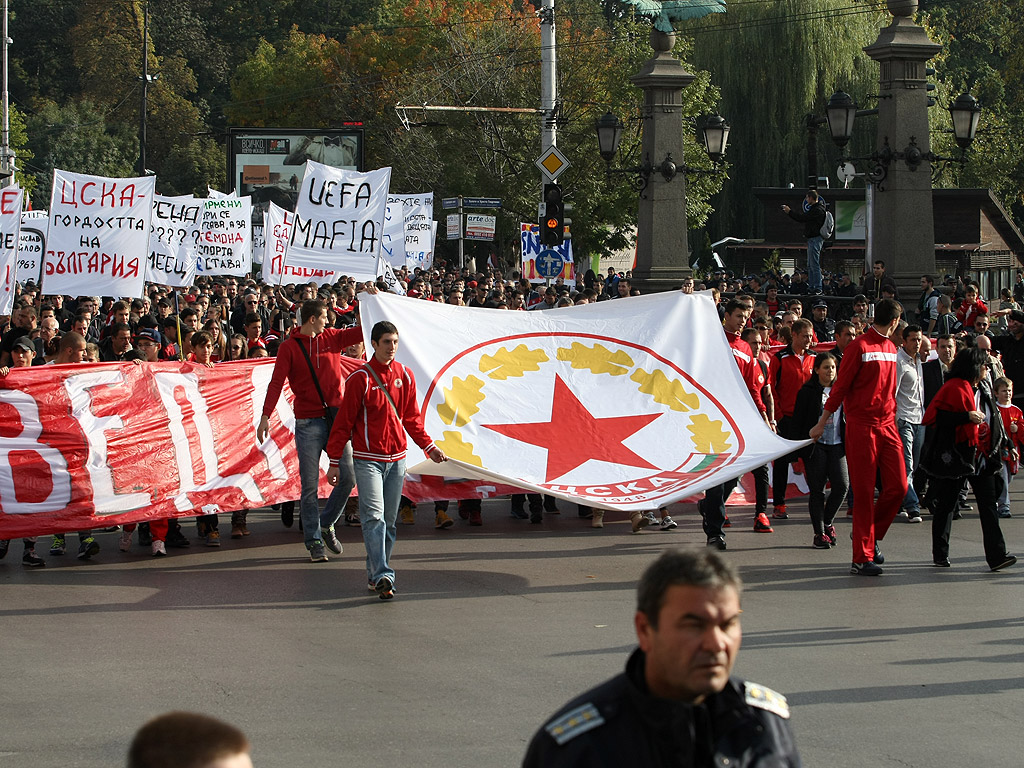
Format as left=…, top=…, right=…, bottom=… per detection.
left=925, top=67, right=937, bottom=107
left=540, top=183, right=564, bottom=245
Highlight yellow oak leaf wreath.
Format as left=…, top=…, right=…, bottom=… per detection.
left=431, top=342, right=733, bottom=468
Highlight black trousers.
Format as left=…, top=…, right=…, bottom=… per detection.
left=930, top=472, right=1009, bottom=567
left=804, top=443, right=849, bottom=535
left=772, top=416, right=799, bottom=506
left=700, top=477, right=739, bottom=539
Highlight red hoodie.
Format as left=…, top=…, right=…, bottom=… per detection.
left=261, top=325, right=363, bottom=420
left=327, top=356, right=435, bottom=463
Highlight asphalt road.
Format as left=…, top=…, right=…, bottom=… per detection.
left=2, top=494, right=1021, bottom=768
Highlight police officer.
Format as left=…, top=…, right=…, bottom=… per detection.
left=523, top=549, right=800, bottom=767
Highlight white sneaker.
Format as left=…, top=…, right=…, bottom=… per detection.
left=659, top=515, right=678, bottom=531
left=591, top=511, right=605, bottom=529
left=907, top=514, right=923, bottom=524
left=897, top=510, right=909, bottom=520
left=151, top=540, right=167, bottom=557
left=118, top=529, right=133, bottom=552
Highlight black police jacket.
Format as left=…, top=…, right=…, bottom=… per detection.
left=523, top=649, right=801, bottom=768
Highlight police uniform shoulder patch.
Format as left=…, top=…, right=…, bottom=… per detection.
left=744, top=681, right=790, bottom=719
left=544, top=703, right=606, bottom=746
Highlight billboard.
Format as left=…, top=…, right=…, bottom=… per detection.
left=226, top=127, right=365, bottom=213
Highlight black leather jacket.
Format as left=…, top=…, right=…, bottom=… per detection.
left=523, top=649, right=801, bottom=768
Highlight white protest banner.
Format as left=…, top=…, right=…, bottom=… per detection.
left=195, top=196, right=252, bottom=277
left=252, top=223, right=265, bottom=265
left=520, top=222, right=574, bottom=283
left=0, top=186, right=23, bottom=315
left=145, top=194, right=201, bottom=288
left=358, top=291, right=806, bottom=512
left=288, top=160, right=390, bottom=281
left=381, top=195, right=408, bottom=269
left=262, top=202, right=339, bottom=286
left=42, top=170, right=156, bottom=298
left=207, top=187, right=234, bottom=199
left=375, top=253, right=406, bottom=295
left=465, top=213, right=496, bottom=241
left=402, top=193, right=433, bottom=270
left=382, top=193, right=434, bottom=270
left=16, top=213, right=45, bottom=286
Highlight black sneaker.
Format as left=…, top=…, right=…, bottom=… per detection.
left=850, top=561, right=883, bottom=576
left=933, top=558, right=951, bottom=567
left=281, top=501, right=295, bottom=528
left=706, top=536, right=727, bottom=551
left=137, top=523, right=152, bottom=547
left=22, top=549, right=46, bottom=568
left=510, top=501, right=528, bottom=519
left=321, top=525, right=343, bottom=555
left=990, top=555, right=1017, bottom=572
left=344, top=513, right=361, bottom=527
left=873, top=544, right=885, bottom=565
left=543, top=497, right=559, bottom=513
left=77, top=537, right=100, bottom=560
left=375, top=576, right=395, bottom=600
left=530, top=509, right=543, bottom=524
left=308, top=541, right=328, bottom=562
left=166, top=531, right=191, bottom=548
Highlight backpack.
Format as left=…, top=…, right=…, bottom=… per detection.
left=820, top=209, right=835, bottom=239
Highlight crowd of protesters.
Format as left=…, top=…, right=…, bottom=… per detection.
left=0, top=257, right=1017, bottom=578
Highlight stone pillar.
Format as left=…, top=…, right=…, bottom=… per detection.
left=863, top=0, right=941, bottom=299
left=629, top=31, right=694, bottom=293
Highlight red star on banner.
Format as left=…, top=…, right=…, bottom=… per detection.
left=481, top=374, right=662, bottom=482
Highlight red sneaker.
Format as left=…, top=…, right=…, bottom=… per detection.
left=772, top=505, right=789, bottom=519
left=754, top=513, right=774, bottom=533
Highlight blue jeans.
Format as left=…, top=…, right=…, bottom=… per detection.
left=807, top=236, right=823, bottom=292
left=295, top=417, right=354, bottom=548
left=897, top=418, right=925, bottom=513
left=998, top=461, right=1012, bottom=514
left=355, top=458, right=407, bottom=585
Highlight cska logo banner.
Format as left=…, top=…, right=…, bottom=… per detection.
left=358, top=291, right=808, bottom=511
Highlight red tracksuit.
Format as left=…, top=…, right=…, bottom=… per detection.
left=726, top=331, right=767, bottom=416
left=824, top=326, right=907, bottom=563
left=326, top=356, right=436, bottom=464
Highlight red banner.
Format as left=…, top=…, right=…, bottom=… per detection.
left=0, top=358, right=546, bottom=539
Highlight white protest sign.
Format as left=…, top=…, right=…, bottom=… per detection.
left=42, top=170, right=156, bottom=298
left=207, top=187, right=234, bottom=200
left=375, top=253, right=406, bottom=295
left=16, top=214, right=45, bottom=286
left=288, top=160, right=390, bottom=281
left=196, top=196, right=252, bottom=277
left=145, top=194, right=201, bottom=288
left=381, top=195, right=408, bottom=269
left=403, top=194, right=433, bottom=270
left=0, top=186, right=23, bottom=315
left=447, top=214, right=460, bottom=240
left=262, top=202, right=339, bottom=286
left=252, top=223, right=265, bottom=265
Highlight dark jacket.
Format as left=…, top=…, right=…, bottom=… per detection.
left=523, top=649, right=800, bottom=768
left=792, top=377, right=845, bottom=458
left=786, top=200, right=826, bottom=240
left=921, top=359, right=945, bottom=407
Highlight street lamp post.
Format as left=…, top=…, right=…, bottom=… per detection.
left=595, top=30, right=729, bottom=292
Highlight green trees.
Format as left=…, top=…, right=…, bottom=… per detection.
left=5, top=0, right=1018, bottom=250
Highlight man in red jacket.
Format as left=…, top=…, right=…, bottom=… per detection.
left=768, top=318, right=815, bottom=522
left=810, top=298, right=906, bottom=576
left=699, top=299, right=772, bottom=550
left=257, top=298, right=363, bottom=562
left=327, top=321, right=447, bottom=599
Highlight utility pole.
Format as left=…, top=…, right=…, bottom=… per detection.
left=539, top=0, right=557, bottom=155
left=1, top=0, right=14, bottom=188
left=137, top=0, right=149, bottom=177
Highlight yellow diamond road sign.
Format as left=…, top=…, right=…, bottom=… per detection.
left=536, top=145, right=569, bottom=181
